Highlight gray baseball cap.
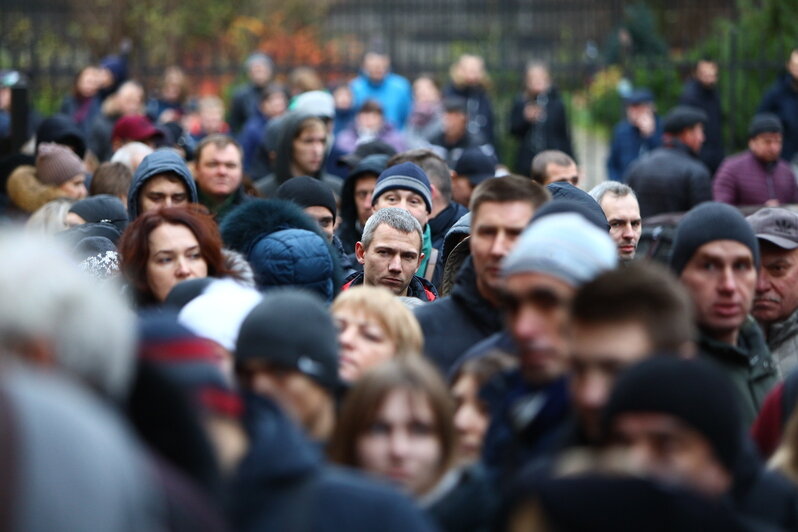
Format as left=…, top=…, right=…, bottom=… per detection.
left=746, top=207, right=798, bottom=250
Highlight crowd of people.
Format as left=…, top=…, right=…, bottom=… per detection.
left=2, top=44, right=798, bottom=530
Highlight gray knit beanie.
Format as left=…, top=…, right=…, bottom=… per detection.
left=502, top=212, right=617, bottom=287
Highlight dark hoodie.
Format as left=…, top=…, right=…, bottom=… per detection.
left=127, top=149, right=198, bottom=220
left=228, top=392, right=437, bottom=532
left=253, top=111, right=342, bottom=198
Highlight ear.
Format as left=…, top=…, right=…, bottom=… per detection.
left=355, top=241, right=366, bottom=265
left=416, top=252, right=425, bottom=270
left=430, top=183, right=441, bottom=201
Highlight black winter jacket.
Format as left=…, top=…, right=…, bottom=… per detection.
left=414, top=257, right=503, bottom=375
left=625, top=140, right=712, bottom=218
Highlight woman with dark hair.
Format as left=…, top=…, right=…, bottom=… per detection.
left=119, top=204, right=235, bottom=306
left=59, top=65, right=102, bottom=134
left=329, top=356, right=496, bottom=531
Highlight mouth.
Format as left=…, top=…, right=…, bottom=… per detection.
left=713, top=303, right=742, bottom=318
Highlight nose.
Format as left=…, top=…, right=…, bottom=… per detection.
left=453, top=403, right=478, bottom=434
left=756, top=270, right=770, bottom=294
left=338, top=324, right=356, bottom=349
left=163, top=197, right=174, bottom=208
left=388, top=430, right=409, bottom=461
left=717, top=266, right=737, bottom=293
left=621, top=223, right=635, bottom=241
left=388, top=253, right=402, bottom=273
left=489, top=231, right=509, bottom=258
left=175, top=256, right=191, bottom=278
left=577, top=372, right=609, bottom=412
left=511, top=304, right=546, bottom=344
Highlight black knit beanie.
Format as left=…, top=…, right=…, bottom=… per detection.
left=669, top=202, right=760, bottom=276
left=602, top=357, right=742, bottom=472
left=235, top=289, right=340, bottom=393
left=275, top=176, right=337, bottom=220
left=69, top=194, right=128, bottom=231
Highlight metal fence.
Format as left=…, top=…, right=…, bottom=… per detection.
left=1, top=0, right=788, bottom=183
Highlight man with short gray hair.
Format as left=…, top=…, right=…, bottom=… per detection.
left=342, top=207, right=437, bottom=301
left=589, top=181, right=643, bottom=262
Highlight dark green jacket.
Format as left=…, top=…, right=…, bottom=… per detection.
left=697, top=317, right=779, bottom=428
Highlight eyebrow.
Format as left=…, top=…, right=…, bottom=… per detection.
left=153, top=245, right=200, bottom=256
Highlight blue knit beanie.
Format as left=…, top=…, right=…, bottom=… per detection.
left=371, top=162, right=432, bottom=213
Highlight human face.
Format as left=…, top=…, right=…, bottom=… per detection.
left=363, top=53, right=390, bottom=83
left=543, top=163, right=579, bottom=186
left=754, top=243, right=798, bottom=324
left=117, top=84, right=144, bottom=116
left=749, top=132, right=783, bottom=164
left=76, top=66, right=100, bottom=98
left=680, top=123, right=705, bottom=154
left=470, top=201, right=535, bottom=305
left=356, top=224, right=422, bottom=296
left=139, top=175, right=189, bottom=214
left=304, top=206, right=335, bottom=242
left=443, top=111, right=467, bottom=140
left=262, top=91, right=287, bottom=118
left=695, top=61, right=718, bottom=88
left=680, top=240, right=756, bottom=345
left=146, top=223, right=208, bottom=302
left=610, top=413, right=732, bottom=497
left=248, top=61, right=272, bottom=86
left=357, top=111, right=383, bottom=133
left=451, top=375, right=489, bottom=465
left=248, top=368, right=334, bottom=441
left=290, top=124, right=326, bottom=176
left=354, top=175, right=377, bottom=226
left=451, top=175, right=474, bottom=207
left=600, top=194, right=642, bottom=261
left=502, top=272, right=575, bottom=385
left=357, top=389, right=443, bottom=497
left=196, top=144, right=243, bottom=198
left=525, top=66, right=550, bottom=95
left=58, top=174, right=88, bottom=200
left=788, top=51, right=798, bottom=81
left=373, top=189, right=429, bottom=227
left=459, top=56, right=485, bottom=86
left=334, top=306, right=396, bottom=382
left=569, top=321, right=652, bottom=443
left=413, top=77, right=440, bottom=105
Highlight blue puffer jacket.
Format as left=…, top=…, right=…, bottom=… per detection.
left=220, top=199, right=342, bottom=302
left=250, top=228, right=336, bottom=302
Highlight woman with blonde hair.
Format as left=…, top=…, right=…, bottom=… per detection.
left=331, top=285, right=423, bottom=383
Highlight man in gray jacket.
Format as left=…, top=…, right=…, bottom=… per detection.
left=749, top=207, right=798, bottom=376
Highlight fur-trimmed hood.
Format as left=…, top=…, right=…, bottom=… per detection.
left=6, top=165, right=68, bottom=213
left=220, top=199, right=342, bottom=300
